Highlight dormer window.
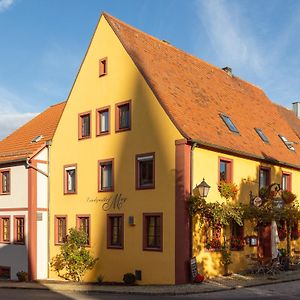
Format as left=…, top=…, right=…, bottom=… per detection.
left=255, top=128, right=269, bottom=143
left=31, top=135, right=43, bottom=143
left=220, top=113, right=239, bottom=134
left=279, top=135, right=296, bottom=152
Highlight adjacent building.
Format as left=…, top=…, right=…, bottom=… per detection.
left=0, top=102, right=65, bottom=280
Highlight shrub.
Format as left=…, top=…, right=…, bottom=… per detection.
left=218, top=181, right=239, bottom=200
left=16, top=271, right=28, bottom=282
left=50, top=228, right=98, bottom=281
left=123, top=273, right=136, bottom=285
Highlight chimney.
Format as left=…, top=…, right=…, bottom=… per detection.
left=222, top=66, right=232, bottom=77
left=292, top=102, right=300, bottom=118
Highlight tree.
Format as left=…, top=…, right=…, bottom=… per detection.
left=50, top=228, right=98, bottom=281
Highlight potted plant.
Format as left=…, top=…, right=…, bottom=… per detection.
left=218, top=181, right=239, bottom=200
left=16, top=271, right=28, bottom=282
left=281, top=190, right=297, bottom=205
left=220, top=247, right=232, bottom=276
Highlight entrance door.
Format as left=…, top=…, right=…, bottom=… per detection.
left=258, top=223, right=272, bottom=259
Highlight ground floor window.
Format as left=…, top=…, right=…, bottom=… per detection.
left=0, top=216, right=10, bottom=243
left=0, top=266, right=10, bottom=279
left=55, top=216, right=67, bottom=244
left=107, top=214, right=124, bottom=249
left=230, top=221, right=244, bottom=251
left=143, top=213, right=162, bottom=251
left=76, top=215, right=90, bottom=246
left=14, top=216, right=25, bottom=244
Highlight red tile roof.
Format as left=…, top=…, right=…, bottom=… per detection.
left=0, top=101, right=65, bottom=163
left=104, top=13, right=300, bottom=169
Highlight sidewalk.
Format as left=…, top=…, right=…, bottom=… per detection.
left=1, top=269, right=300, bottom=295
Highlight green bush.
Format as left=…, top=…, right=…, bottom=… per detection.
left=123, top=273, right=136, bottom=285
left=16, top=271, right=28, bottom=282
left=50, top=228, right=98, bottom=281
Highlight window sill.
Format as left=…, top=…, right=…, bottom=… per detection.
left=64, top=192, right=77, bottom=195
left=136, top=185, right=155, bottom=190
left=0, top=241, right=10, bottom=244
left=99, top=188, right=114, bottom=193
left=107, top=245, right=123, bottom=250
left=13, top=242, right=25, bottom=245
left=0, top=193, right=10, bottom=196
left=115, top=127, right=131, bottom=133
left=143, top=247, right=162, bottom=252
left=78, top=136, right=91, bottom=141
left=96, top=131, right=110, bottom=137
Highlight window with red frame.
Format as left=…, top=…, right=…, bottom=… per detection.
left=99, top=160, right=113, bottom=192
left=79, top=112, right=91, bottom=139
left=143, top=214, right=162, bottom=251
left=77, top=216, right=90, bottom=245
left=219, top=159, right=232, bottom=182
left=136, top=154, right=155, bottom=189
left=0, top=217, right=10, bottom=243
left=99, top=58, right=107, bottom=77
left=55, top=216, right=67, bottom=244
left=107, top=214, right=123, bottom=248
left=282, top=172, right=291, bottom=191
left=0, top=170, right=10, bottom=194
left=116, top=101, right=131, bottom=131
left=15, top=217, right=25, bottom=244
left=259, top=167, right=270, bottom=189
left=230, top=221, right=244, bottom=251
left=96, top=107, right=110, bottom=135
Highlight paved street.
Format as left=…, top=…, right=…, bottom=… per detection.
left=1, top=280, right=300, bottom=299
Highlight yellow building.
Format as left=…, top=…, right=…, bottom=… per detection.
left=49, top=13, right=300, bottom=284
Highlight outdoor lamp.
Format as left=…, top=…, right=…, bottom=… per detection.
left=196, top=178, right=210, bottom=198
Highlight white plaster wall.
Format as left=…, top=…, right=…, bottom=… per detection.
left=36, top=211, right=48, bottom=279
left=0, top=164, right=28, bottom=208
left=34, top=148, right=48, bottom=161
left=37, top=162, right=48, bottom=209
left=0, top=211, right=28, bottom=280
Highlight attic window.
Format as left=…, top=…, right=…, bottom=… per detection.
left=279, top=135, right=296, bottom=152
left=220, top=114, right=239, bottom=134
left=31, top=135, right=43, bottom=143
left=255, top=128, right=269, bottom=143
left=99, top=58, right=107, bottom=77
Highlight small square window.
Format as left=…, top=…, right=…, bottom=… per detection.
left=219, top=158, right=232, bottom=183
left=79, top=112, right=91, bottom=139
left=0, top=170, right=10, bottom=195
left=143, top=213, right=162, bottom=251
left=76, top=215, right=90, bottom=246
left=220, top=113, right=239, bottom=134
left=99, top=159, right=114, bottom=192
left=0, top=266, right=10, bottom=280
left=282, top=172, right=292, bottom=191
left=99, top=58, right=107, bottom=77
left=55, top=216, right=67, bottom=245
left=0, top=216, right=10, bottom=243
left=64, top=165, right=77, bottom=194
left=116, top=101, right=131, bottom=132
left=107, top=214, right=124, bottom=249
left=136, top=153, right=155, bottom=189
left=14, top=216, right=25, bottom=244
left=96, top=107, right=110, bottom=136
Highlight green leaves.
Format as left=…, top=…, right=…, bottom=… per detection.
left=50, top=228, right=98, bottom=281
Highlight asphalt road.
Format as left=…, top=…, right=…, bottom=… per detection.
left=1, top=280, right=300, bottom=299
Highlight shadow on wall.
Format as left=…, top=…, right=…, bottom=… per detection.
left=85, top=71, right=177, bottom=283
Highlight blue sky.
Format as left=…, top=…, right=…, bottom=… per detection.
left=1, top=0, right=300, bottom=139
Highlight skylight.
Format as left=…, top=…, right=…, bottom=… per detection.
left=220, top=113, right=239, bottom=134
left=31, top=135, right=43, bottom=143
left=255, top=128, right=269, bottom=143
left=279, top=135, right=296, bottom=152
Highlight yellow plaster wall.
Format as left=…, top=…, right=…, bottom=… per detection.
left=49, top=15, right=182, bottom=284
left=192, top=147, right=300, bottom=276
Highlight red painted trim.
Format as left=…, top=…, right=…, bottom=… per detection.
left=107, top=214, right=124, bottom=249
left=0, top=168, right=11, bottom=195
left=259, top=166, right=271, bottom=189
left=0, top=208, right=47, bottom=212
left=76, top=214, right=91, bottom=247
left=0, top=215, right=10, bottom=244
left=99, top=57, right=108, bottom=77
left=63, top=164, right=77, bottom=195
left=28, top=159, right=37, bottom=281
left=33, top=159, right=48, bottom=164
left=115, top=100, right=132, bottom=133
left=98, top=159, right=114, bottom=192
left=78, top=111, right=92, bottom=140
left=96, top=106, right=111, bottom=136
left=218, top=157, right=233, bottom=183
left=175, top=140, right=191, bottom=284
left=135, top=153, right=155, bottom=190
left=54, top=215, right=67, bottom=245
left=142, top=213, right=163, bottom=252
left=282, top=171, right=292, bottom=191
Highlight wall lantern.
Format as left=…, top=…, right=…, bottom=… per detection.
left=196, top=178, right=210, bottom=198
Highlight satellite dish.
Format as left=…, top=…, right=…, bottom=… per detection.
left=253, top=197, right=262, bottom=207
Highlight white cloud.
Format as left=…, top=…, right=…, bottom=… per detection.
left=194, top=0, right=264, bottom=77
left=0, top=0, right=14, bottom=12
left=0, top=86, right=38, bottom=140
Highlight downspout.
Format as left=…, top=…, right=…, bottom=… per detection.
left=46, top=140, right=51, bottom=279
left=190, top=142, right=197, bottom=259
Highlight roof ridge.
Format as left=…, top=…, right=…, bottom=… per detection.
left=103, top=12, right=264, bottom=93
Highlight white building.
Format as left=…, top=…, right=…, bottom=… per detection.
left=0, top=102, right=65, bottom=280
